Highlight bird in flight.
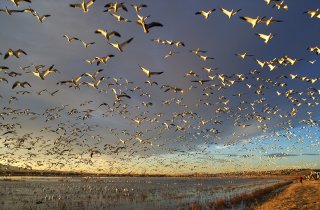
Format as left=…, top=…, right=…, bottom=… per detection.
left=109, top=37, right=134, bottom=52
left=83, top=69, right=103, bottom=80
left=109, top=13, right=131, bottom=22
left=240, top=16, right=264, bottom=28
left=256, top=33, right=273, bottom=44
left=0, top=7, right=31, bottom=15
left=83, top=76, right=105, bottom=89
left=104, top=2, right=128, bottom=13
left=304, top=9, right=320, bottom=19
left=69, top=0, right=95, bottom=13
left=4, top=48, right=27, bottom=59
left=136, top=14, right=163, bottom=33
left=57, top=75, right=83, bottom=89
left=261, top=17, right=282, bottom=26
left=94, top=29, right=121, bottom=40
left=235, top=53, right=254, bottom=59
left=80, top=40, right=95, bottom=48
left=131, top=4, right=147, bottom=13
left=32, top=65, right=58, bottom=80
left=63, top=35, right=79, bottom=43
left=12, top=81, right=31, bottom=89
left=112, top=88, right=131, bottom=103
left=10, top=0, right=32, bottom=7
left=220, top=8, right=241, bottom=19
left=95, top=55, right=115, bottom=65
left=198, top=55, right=215, bottom=61
left=32, top=11, right=51, bottom=23
left=195, top=9, right=216, bottom=20
left=139, top=65, right=164, bottom=77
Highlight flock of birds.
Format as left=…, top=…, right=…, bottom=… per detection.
left=0, top=0, right=319, bottom=174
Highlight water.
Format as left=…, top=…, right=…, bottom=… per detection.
left=0, top=176, right=284, bottom=209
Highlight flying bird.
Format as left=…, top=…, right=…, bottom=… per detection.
left=80, top=40, right=95, bottom=48
left=0, top=7, right=31, bottom=15
left=199, top=55, right=215, bottom=61
left=0, top=77, right=8, bottom=83
left=139, top=65, right=164, bottom=77
left=220, top=8, right=241, bottom=19
left=195, top=9, right=216, bottom=19
left=83, top=76, right=105, bottom=89
left=304, top=9, right=320, bottom=19
left=57, top=75, right=83, bottom=88
left=131, top=4, right=147, bottom=13
left=108, top=37, right=134, bottom=52
left=70, top=0, right=95, bottom=13
left=104, top=2, right=128, bottom=12
left=109, top=13, right=131, bottom=22
left=112, top=88, right=131, bottom=102
left=95, top=55, right=115, bottom=65
left=235, top=53, right=254, bottom=59
left=12, top=81, right=31, bottom=89
left=240, top=16, right=264, bottom=28
left=83, top=69, right=103, bottom=80
left=164, top=51, right=179, bottom=59
left=94, top=29, right=121, bottom=40
left=190, top=48, right=207, bottom=55
left=264, top=0, right=280, bottom=5
left=191, top=79, right=211, bottom=85
left=32, top=11, right=51, bottom=23
left=63, top=35, right=79, bottom=43
left=256, top=33, right=273, bottom=44
left=4, top=48, right=27, bottom=59
left=32, top=65, right=58, bottom=80
left=261, top=17, right=282, bottom=26
left=10, top=0, right=32, bottom=7
left=136, top=14, right=163, bottom=33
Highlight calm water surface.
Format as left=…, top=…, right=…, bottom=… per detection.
left=0, top=176, right=284, bottom=209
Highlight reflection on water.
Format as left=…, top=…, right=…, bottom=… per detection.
left=0, top=177, right=283, bottom=209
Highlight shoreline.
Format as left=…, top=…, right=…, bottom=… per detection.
left=254, top=180, right=320, bottom=210
left=185, top=179, right=294, bottom=209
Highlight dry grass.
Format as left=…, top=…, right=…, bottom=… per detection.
left=187, top=180, right=293, bottom=209
left=228, top=180, right=292, bottom=208
left=255, top=180, right=320, bottom=210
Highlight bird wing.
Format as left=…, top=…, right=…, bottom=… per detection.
left=240, top=16, right=254, bottom=23
left=220, top=8, right=231, bottom=16
left=69, top=3, right=82, bottom=8
left=120, top=37, right=134, bottom=48
left=86, top=0, right=95, bottom=7
left=95, top=29, right=107, bottom=37
left=12, top=81, right=20, bottom=89
left=150, top=71, right=164, bottom=76
left=120, top=4, right=128, bottom=12
left=22, top=82, right=31, bottom=87
left=110, top=31, right=121, bottom=37
left=4, top=52, right=10, bottom=59
left=139, top=65, right=149, bottom=76
left=43, top=65, right=54, bottom=77
left=74, top=75, right=82, bottom=83
left=84, top=73, right=93, bottom=78
left=146, top=22, right=163, bottom=29
left=16, top=49, right=27, bottom=56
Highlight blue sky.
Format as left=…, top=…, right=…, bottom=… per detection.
left=0, top=0, right=319, bottom=174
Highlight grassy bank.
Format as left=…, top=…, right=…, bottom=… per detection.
left=187, top=180, right=293, bottom=210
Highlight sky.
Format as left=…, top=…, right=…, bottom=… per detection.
left=0, top=0, right=319, bottom=174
